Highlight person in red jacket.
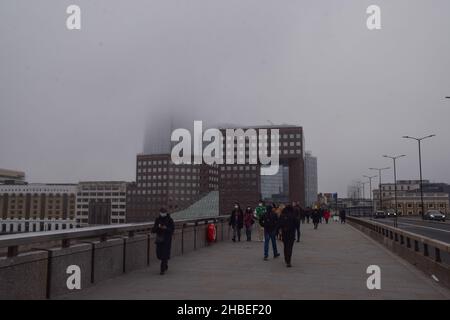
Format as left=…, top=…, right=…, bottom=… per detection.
left=244, top=206, right=255, bottom=241
left=324, top=209, right=331, bottom=224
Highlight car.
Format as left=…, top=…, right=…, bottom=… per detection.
left=424, top=210, right=446, bottom=222
left=386, top=210, right=397, bottom=218
left=374, top=210, right=386, bottom=219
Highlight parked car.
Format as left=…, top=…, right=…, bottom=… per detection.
left=374, top=210, right=386, bottom=219
left=424, top=210, right=446, bottom=222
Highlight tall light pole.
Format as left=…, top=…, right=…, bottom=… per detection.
left=383, top=155, right=405, bottom=227
left=402, top=134, right=436, bottom=219
left=369, top=167, right=390, bottom=212
left=363, top=174, right=377, bottom=214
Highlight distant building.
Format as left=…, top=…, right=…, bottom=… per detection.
left=0, top=168, right=26, bottom=185
left=261, top=165, right=289, bottom=203
left=373, top=180, right=449, bottom=215
left=304, top=151, right=318, bottom=207
left=126, top=154, right=218, bottom=222
left=0, top=183, right=77, bottom=233
left=76, top=181, right=127, bottom=227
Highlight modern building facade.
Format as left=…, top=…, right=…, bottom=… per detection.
left=304, top=151, right=318, bottom=207
left=0, top=168, right=26, bottom=185
left=76, top=181, right=127, bottom=227
left=218, top=125, right=304, bottom=213
left=126, top=154, right=219, bottom=222
left=0, top=184, right=77, bottom=233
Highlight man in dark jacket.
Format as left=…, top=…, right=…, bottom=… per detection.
left=151, top=208, right=175, bottom=275
left=279, top=205, right=297, bottom=267
left=261, top=205, right=280, bottom=260
left=339, top=208, right=347, bottom=224
left=312, top=208, right=321, bottom=230
left=229, top=203, right=244, bottom=242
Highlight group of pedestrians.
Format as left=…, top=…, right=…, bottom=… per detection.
left=229, top=201, right=302, bottom=267
left=229, top=201, right=348, bottom=268
left=147, top=202, right=347, bottom=275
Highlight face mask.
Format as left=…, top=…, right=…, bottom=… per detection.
left=259, top=203, right=262, bottom=206
left=234, top=205, right=238, bottom=209
left=160, top=212, right=167, bottom=217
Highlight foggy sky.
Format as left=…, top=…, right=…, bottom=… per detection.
left=1, top=0, right=450, bottom=196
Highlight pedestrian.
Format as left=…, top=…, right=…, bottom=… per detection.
left=244, top=206, right=254, bottom=241
left=324, top=208, right=331, bottom=224
left=229, top=203, right=244, bottom=242
left=339, top=208, right=346, bottom=224
left=261, top=204, right=280, bottom=261
left=305, top=207, right=311, bottom=224
left=254, top=200, right=267, bottom=242
left=279, top=205, right=297, bottom=267
left=312, top=208, right=321, bottom=230
left=275, top=204, right=284, bottom=240
left=151, top=207, right=175, bottom=275
left=293, top=202, right=301, bottom=242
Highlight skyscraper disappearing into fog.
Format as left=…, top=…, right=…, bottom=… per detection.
left=304, top=151, right=318, bottom=207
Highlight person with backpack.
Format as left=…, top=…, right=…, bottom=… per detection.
left=261, top=204, right=280, bottom=261
left=229, top=203, right=244, bottom=242
left=151, top=207, right=175, bottom=275
left=244, top=206, right=255, bottom=241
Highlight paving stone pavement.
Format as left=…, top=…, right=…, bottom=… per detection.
left=59, top=221, right=450, bottom=300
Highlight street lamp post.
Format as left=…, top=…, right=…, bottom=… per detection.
left=369, top=167, right=390, bottom=213
left=363, top=174, right=377, bottom=218
left=402, top=135, right=436, bottom=219
left=383, top=155, right=406, bottom=227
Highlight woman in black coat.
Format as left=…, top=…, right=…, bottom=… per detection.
left=279, top=205, right=297, bottom=267
left=151, top=208, right=175, bottom=275
left=229, top=203, right=244, bottom=242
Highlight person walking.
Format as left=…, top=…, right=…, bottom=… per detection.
left=279, top=205, right=297, bottom=267
left=293, top=202, right=301, bottom=242
left=324, top=208, right=331, bottom=224
left=312, top=208, right=321, bottom=230
left=339, top=208, right=347, bottom=224
left=305, top=207, right=311, bottom=224
left=151, top=208, right=175, bottom=275
left=229, top=203, right=244, bottom=242
left=261, top=204, right=280, bottom=261
left=275, top=204, right=284, bottom=240
left=254, top=201, right=266, bottom=242
left=244, top=206, right=255, bottom=241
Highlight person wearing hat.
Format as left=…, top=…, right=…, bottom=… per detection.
left=151, top=207, right=175, bottom=275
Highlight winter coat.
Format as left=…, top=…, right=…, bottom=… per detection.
left=255, top=205, right=267, bottom=226
left=324, top=210, right=331, bottom=220
left=229, top=208, right=244, bottom=229
left=151, top=214, right=175, bottom=261
left=244, top=211, right=254, bottom=228
left=312, top=210, right=321, bottom=223
left=279, top=206, right=297, bottom=240
left=261, top=209, right=279, bottom=233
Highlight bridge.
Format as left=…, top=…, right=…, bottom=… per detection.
left=1, top=216, right=449, bottom=299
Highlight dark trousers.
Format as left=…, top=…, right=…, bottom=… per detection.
left=160, top=259, right=168, bottom=272
left=245, top=227, right=252, bottom=241
left=232, top=227, right=242, bottom=241
left=313, top=222, right=319, bottom=229
left=282, top=234, right=295, bottom=264
left=295, top=222, right=301, bottom=241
